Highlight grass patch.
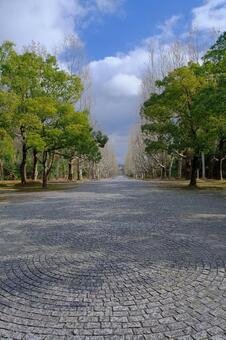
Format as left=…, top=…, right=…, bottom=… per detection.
left=0, top=180, right=79, bottom=193
left=197, top=179, right=226, bottom=189
left=146, top=178, right=226, bottom=190
left=0, top=196, right=8, bottom=202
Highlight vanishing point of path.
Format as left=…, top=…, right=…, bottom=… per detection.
left=0, top=177, right=226, bottom=340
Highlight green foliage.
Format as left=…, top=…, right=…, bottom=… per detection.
left=93, top=130, right=108, bottom=148
left=0, top=91, right=18, bottom=132
left=142, top=63, right=210, bottom=154
left=0, top=90, right=18, bottom=167
left=204, top=32, right=226, bottom=65
left=60, top=110, right=102, bottom=162
left=141, top=31, right=226, bottom=184
left=0, top=132, right=15, bottom=161
left=0, top=40, right=107, bottom=185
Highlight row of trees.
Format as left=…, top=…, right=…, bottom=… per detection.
left=91, top=142, right=119, bottom=180
left=0, top=41, right=118, bottom=187
left=125, top=125, right=152, bottom=179
left=126, top=32, right=226, bottom=186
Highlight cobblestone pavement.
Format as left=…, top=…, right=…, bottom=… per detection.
left=0, top=177, right=226, bottom=340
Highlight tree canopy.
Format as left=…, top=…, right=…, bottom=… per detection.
left=141, top=32, right=226, bottom=186
left=0, top=41, right=109, bottom=187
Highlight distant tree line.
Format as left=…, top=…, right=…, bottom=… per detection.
left=125, top=32, right=226, bottom=186
left=0, top=41, right=118, bottom=187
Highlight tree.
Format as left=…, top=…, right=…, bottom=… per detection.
left=125, top=124, right=154, bottom=179
left=97, top=142, right=118, bottom=179
left=58, top=34, right=93, bottom=112
left=200, top=32, right=226, bottom=180
left=0, top=90, right=19, bottom=178
left=25, top=97, right=94, bottom=187
left=87, top=130, right=108, bottom=179
left=204, top=32, right=226, bottom=66
left=0, top=41, right=84, bottom=185
left=93, top=130, right=108, bottom=148
left=139, top=31, right=219, bottom=180
left=0, top=40, right=113, bottom=185
left=60, top=111, right=101, bottom=181
left=142, top=62, right=216, bottom=186
left=1, top=49, right=46, bottom=183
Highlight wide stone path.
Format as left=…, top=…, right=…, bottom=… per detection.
left=0, top=177, right=226, bottom=340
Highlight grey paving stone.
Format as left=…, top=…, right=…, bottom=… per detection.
left=0, top=177, right=225, bottom=338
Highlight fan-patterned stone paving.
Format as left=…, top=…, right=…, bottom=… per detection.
left=0, top=177, right=225, bottom=339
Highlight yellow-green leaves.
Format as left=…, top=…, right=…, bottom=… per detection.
left=141, top=32, right=226, bottom=185
left=0, top=40, right=106, bottom=185
left=142, top=62, right=212, bottom=155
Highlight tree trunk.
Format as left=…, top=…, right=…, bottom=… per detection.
left=161, top=167, right=167, bottom=179
left=77, top=159, right=80, bottom=181
left=91, top=161, right=95, bottom=180
left=55, top=160, right=60, bottom=180
left=96, top=166, right=100, bottom=180
left=32, top=149, right=38, bottom=181
left=79, top=162, right=83, bottom=180
left=189, top=155, right=198, bottom=187
left=219, top=157, right=225, bottom=181
left=169, top=157, right=174, bottom=178
left=68, top=158, right=73, bottom=181
left=178, top=159, right=182, bottom=178
left=201, top=152, right=206, bottom=180
left=42, top=151, right=54, bottom=188
left=42, top=151, right=48, bottom=188
left=42, top=174, right=48, bottom=188
left=20, top=142, right=27, bottom=185
left=0, top=160, right=3, bottom=180
left=185, top=157, right=191, bottom=180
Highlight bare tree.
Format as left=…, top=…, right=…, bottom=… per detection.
left=125, top=124, right=155, bottom=179
left=94, top=142, right=118, bottom=179
left=58, top=34, right=93, bottom=112
left=22, top=40, right=48, bottom=57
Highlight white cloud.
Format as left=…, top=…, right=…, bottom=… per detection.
left=0, top=0, right=77, bottom=50
left=192, top=0, right=226, bottom=31
left=89, top=49, right=148, bottom=162
left=0, top=0, right=125, bottom=51
left=157, top=15, right=182, bottom=39
left=90, top=48, right=149, bottom=81
left=105, top=74, right=142, bottom=97
left=95, top=0, right=124, bottom=13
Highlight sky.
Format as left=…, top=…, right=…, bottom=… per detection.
left=0, top=0, right=226, bottom=163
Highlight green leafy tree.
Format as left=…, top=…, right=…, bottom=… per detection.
left=0, top=42, right=83, bottom=185
left=203, top=32, right=226, bottom=68
left=142, top=62, right=216, bottom=186
left=1, top=49, right=45, bottom=183
left=0, top=91, right=19, bottom=178
left=93, top=130, right=108, bottom=148
left=57, top=110, right=100, bottom=181
left=26, top=97, right=97, bottom=187
left=0, top=42, right=18, bottom=178
left=0, top=41, right=109, bottom=186
left=200, top=31, right=226, bottom=180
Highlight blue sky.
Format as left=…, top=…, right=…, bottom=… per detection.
left=0, top=0, right=226, bottom=163
left=82, top=0, right=202, bottom=60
